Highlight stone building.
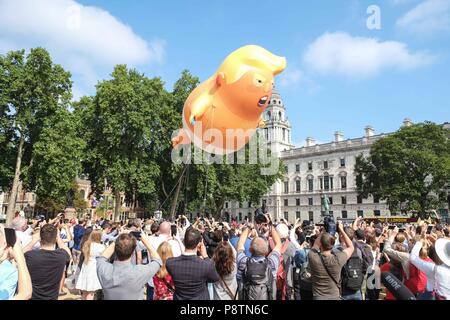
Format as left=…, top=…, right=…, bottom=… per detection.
left=223, top=90, right=422, bottom=223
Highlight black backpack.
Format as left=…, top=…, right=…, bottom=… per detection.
left=240, top=258, right=274, bottom=301
left=341, top=247, right=364, bottom=291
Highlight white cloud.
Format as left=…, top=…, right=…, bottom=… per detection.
left=0, top=0, right=165, bottom=97
left=397, top=0, right=450, bottom=34
left=303, top=32, right=435, bottom=78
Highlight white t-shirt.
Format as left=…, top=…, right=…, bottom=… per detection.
left=15, top=228, right=33, bottom=247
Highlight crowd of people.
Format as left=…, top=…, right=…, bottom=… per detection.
left=1, top=210, right=449, bottom=301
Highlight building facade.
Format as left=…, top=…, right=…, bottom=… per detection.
left=224, top=89, right=413, bottom=223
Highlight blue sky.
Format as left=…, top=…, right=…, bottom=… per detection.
left=1, top=0, right=449, bottom=146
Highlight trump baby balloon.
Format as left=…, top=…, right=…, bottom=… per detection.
left=172, top=45, right=286, bottom=155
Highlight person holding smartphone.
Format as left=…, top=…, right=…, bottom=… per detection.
left=0, top=226, right=33, bottom=300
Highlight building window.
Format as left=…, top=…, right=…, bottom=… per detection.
left=284, top=199, right=289, bottom=207
left=340, top=158, right=346, bottom=167
left=284, top=165, right=288, bottom=173
left=296, top=180, right=301, bottom=192
left=225, top=202, right=229, bottom=208
left=284, top=181, right=289, bottom=194
left=295, top=164, right=300, bottom=173
left=262, top=199, right=267, bottom=207
left=239, top=212, right=242, bottom=221
left=324, top=161, right=328, bottom=169
left=342, top=210, right=348, bottom=219
left=282, top=128, right=286, bottom=141
left=341, top=196, right=347, bottom=205
left=308, top=211, right=314, bottom=221
left=308, top=162, right=313, bottom=171
left=308, top=178, right=314, bottom=192
left=284, top=212, right=289, bottom=220
left=324, top=175, right=330, bottom=191
left=357, top=195, right=363, bottom=204
left=341, top=176, right=347, bottom=189
left=296, top=211, right=301, bottom=219
left=296, top=198, right=300, bottom=206
left=265, top=128, right=268, bottom=140
left=329, top=197, right=333, bottom=205
left=357, top=210, right=364, bottom=217
left=374, top=195, right=380, bottom=203
left=374, top=210, right=381, bottom=217
left=319, top=178, right=323, bottom=190
left=308, top=198, right=313, bottom=206
left=239, top=202, right=242, bottom=208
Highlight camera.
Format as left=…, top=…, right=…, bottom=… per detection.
left=324, top=215, right=337, bottom=236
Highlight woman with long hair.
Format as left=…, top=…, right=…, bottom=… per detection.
left=212, top=241, right=237, bottom=300
left=153, top=242, right=175, bottom=300
left=75, top=230, right=105, bottom=300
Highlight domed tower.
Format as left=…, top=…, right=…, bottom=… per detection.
left=261, top=88, right=294, bottom=153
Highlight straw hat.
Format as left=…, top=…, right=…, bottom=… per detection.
left=435, top=238, right=450, bottom=267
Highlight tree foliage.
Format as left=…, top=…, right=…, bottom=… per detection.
left=355, top=122, right=450, bottom=214
left=0, top=48, right=78, bottom=222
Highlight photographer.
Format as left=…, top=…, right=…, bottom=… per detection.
left=236, top=221, right=282, bottom=300
left=292, top=226, right=316, bottom=301
left=166, top=227, right=220, bottom=300
left=96, top=230, right=162, bottom=300
left=308, top=221, right=354, bottom=300
left=0, top=226, right=32, bottom=300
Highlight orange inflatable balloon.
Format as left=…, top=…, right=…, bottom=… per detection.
left=172, top=45, right=286, bottom=155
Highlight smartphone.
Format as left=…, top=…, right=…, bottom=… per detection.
left=223, top=233, right=229, bottom=242
left=130, top=231, right=142, bottom=240
left=388, top=225, right=396, bottom=230
left=426, top=225, right=433, bottom=234
left=5, top=228, right=17, bottom=247
left=398, top=228, right=406, bottom=233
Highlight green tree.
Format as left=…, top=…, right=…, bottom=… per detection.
left=182, top=142, right=284, bottom=218
left=24, top=109, right=85, bottom=209
left=355, top=122, right=450, bottom=216
left=0, top=48, right=73, bottom=225
left=79, top=65, right=166, bottom=221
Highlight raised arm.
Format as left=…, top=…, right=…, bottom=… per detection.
left=338, top=221, right=354, bottom=260
left=56, top=232, right=72, bottom=260
left=101, top=242, right=116, bottom=259
left=11, top=239, right=32, bottom=300
left=410, top=240, right=435, bottom=276
left=237, top=226, right=250, bottom=252
left=23, top=231, right=40, bottom=253
left=271, top=226, right=282, bottom=255
left=141, top=231, right=161, bottom=261
left=290, top=219, right=303, bottom=250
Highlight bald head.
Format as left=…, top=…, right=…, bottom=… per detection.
left=159, top=222, right=171, bottom=236
left=250, top=238, right=269, bottom=257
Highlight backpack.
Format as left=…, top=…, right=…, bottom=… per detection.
left=354, top=241, right=372, bottom=275
left=341, top=247, right=364, bottom=292
left=241, top=258, right=274, bottom=301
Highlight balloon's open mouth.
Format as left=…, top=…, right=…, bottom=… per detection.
left=258, top=96, right=268, bottom=107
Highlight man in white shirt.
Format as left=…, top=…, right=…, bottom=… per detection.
left=10, top=217, right=35, bottom=247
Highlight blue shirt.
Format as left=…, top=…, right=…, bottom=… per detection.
left=230, top=236, right=252, bottom=257
left=73, top=225, right=85, bottom=251
left=294, top=248, right=309, bottom=268
left=0, top=260, right=18, bottom=300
